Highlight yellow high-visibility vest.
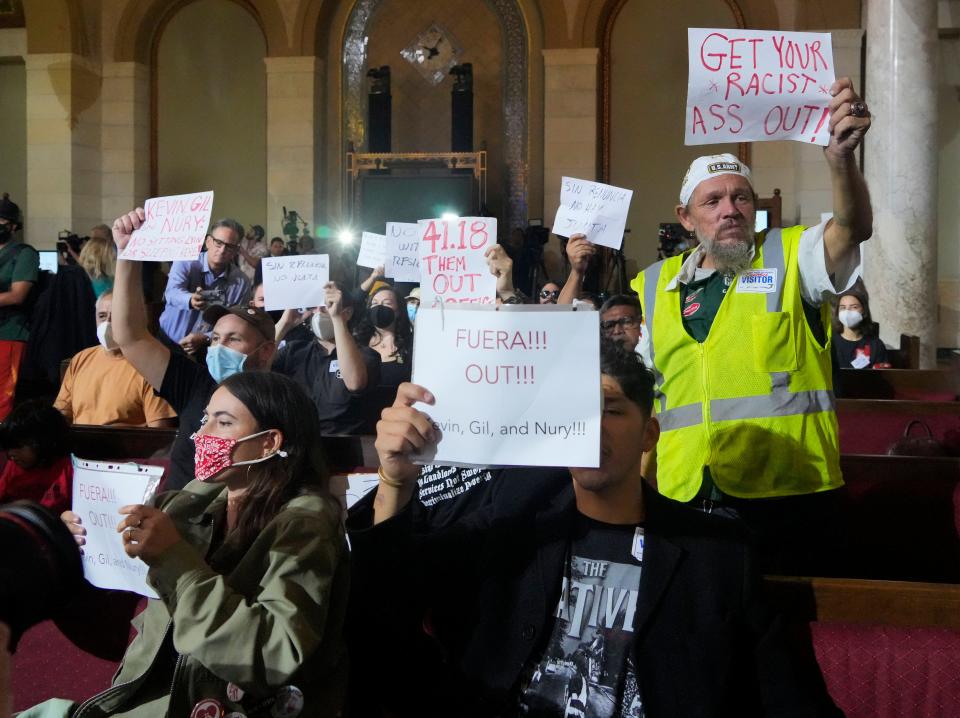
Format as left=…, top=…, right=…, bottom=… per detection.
left=630, top=227, right=842, bottom=501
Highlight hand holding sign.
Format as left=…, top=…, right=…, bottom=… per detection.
left=375, top=382, right=439, bottom=486
left=685, top=28, right=836, bottom=146
left=112, top=207, right=146, bottom=254
left=118, top=505, right=182, bottom=563
left=825, top=77, right=871, bottom=159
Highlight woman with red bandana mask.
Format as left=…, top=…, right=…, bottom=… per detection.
left=32, top=372, right=348, bottom=718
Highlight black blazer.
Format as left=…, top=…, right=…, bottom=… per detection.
left=348, top=479, right=839, bottom=718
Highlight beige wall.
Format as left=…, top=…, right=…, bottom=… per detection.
left=0, top=59, right=26, bottom=221
left=608, top=0, right=739, bottom=270
left=156, top=0, right=266, bottom=228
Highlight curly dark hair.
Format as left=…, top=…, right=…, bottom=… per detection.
left=599, top=338, right=655, bottom=416
left=353, top=285, right=414, bottom=362
left=0, top=401, right=70, bottom=466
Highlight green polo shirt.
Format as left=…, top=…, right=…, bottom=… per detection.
left=0, top=242, right=39, bottom=341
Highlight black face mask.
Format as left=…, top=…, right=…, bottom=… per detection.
left=368, top=304, right=396, bottom=329
left=267, top=309, right=285, bottom=323
left=0, top=224, right=12, bottom=244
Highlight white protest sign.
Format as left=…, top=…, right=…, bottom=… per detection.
left=72, top=458, right=164, bottom=598
left=357, top=232, right=387, bottom=269
left=552, top=177, right=633, bottom=250
left=418, top=217, right=497, bottom=306
left=385, top=222, right=421, bottom=282
left=261, top=254, right=330, bottom=310
left=119, top=191, right=214, bottom=262
left=412, top=306, right=601, bottom=467
left=685, top=28, right=836, bottom=146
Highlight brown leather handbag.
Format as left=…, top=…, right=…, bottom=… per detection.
left=887, top=420, right=947, bottom=457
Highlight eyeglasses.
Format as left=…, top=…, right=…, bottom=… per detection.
left=208, top=236, right=240, bottom=253
left=600, top=317, right=639, bottom=332
left=539, top=289, right=560, bottom=299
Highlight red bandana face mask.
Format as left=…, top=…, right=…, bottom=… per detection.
left=191, top=430, right=287, bottom=483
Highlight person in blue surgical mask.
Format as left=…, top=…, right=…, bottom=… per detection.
left=109, top=207, right=278, bottom=491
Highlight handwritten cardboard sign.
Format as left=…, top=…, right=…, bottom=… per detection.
left=72, top=458, right=164, bottom=598
left=119, top=191, right=214, bottom=262
left=261, top=254, right=330, bottom=310
left=412, top=306, right=601, bottom=467
left=357, top=231, right=387, bottom=269
left=418, top=217, right=497, bottom=306
left=685, top=28, right=836, bottom=146
left=385, top=222, right=421, bottom=282
left=553, top=178, right=633, bottom=250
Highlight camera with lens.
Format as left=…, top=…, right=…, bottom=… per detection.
left=198, top=288, right=226, bottom=307
left=657, top=223, right=696, bottom=260
left=0, top=501, right=83, bottom=650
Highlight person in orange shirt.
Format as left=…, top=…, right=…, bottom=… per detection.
left=54, top=292, right=177, bottom=427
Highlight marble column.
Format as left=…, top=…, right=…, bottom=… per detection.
left=264, top=56, right=322, bottom=239
left=100, top=62, right=150, bottom=223
left=25, top=53, right=102, bottom=248
left=542, top=48, right=598, bottom=225
left=863, top=0, right=939, bottom=367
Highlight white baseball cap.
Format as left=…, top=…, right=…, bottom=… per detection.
left=679, top=153, right=752, bottom=206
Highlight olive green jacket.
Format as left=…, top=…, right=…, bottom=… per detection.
left=70, top=480, right=349, bottom=718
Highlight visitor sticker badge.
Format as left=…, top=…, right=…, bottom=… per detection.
left=736, top=268, right=777, bottom=294
left=328, top=359, right=340, bottom=374
left=631, top=527, right=645, bottom=562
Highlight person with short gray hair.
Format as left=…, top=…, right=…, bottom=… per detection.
left=158, top=217, right=251, bottom=355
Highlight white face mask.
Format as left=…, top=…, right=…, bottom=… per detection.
left=311, top=312, right=336, bottom=342
left=838, top=309, right=863, bottom=329
left=97, top=321, right=119, bottom=351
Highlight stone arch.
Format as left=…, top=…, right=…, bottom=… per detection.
left=114, top=0, right=290, bottom=64
left=23, top=0, right=85, bottom=55
left=334, top=0, right=532, bottom=230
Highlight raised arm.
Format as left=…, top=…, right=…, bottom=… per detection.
left=823, top=77, right=873, bottom=276
left=360, top=265, right=385, bottom=293
left=325, top=283, right=367, bottom=392
left=372, top=382, right=438, bottom=525
left=111, top=209, right=171, bottom=390
left=558, top=233, right=595, bottom=305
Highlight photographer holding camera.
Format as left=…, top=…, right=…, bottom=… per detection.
left=158, top=219, right=251, bottom=357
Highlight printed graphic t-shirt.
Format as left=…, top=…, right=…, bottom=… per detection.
left=518, top=514, right=645, bottom=717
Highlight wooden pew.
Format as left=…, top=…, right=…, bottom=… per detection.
left=839, top=454, right=960, bottom=582
left=836, top=398, right=960, bottom=455
left=765, top=577, right=960, bottom=718
left=765, top=575, right=960, bottom=629
left=887, top=333, right=921, bottom=370
left=837, top=368, right=960, bottom=401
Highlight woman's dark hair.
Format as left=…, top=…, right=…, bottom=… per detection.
left=599, top=339, right=655, bottom=416
left=832, top=283, right=878, bottom=337
left=0, top=401, right=70, bottom=466
left=217, top=372, right=329, bottom=555
left=353, top=285, right=414, bottom=361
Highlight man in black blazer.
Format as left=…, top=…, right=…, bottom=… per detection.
left=348, top=342, right=839, bottom=717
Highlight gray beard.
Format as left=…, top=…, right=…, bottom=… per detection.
left=697, top=229, right=753, bottom=275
